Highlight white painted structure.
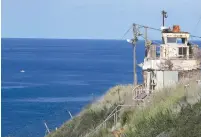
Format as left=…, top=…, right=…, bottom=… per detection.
left=141, top=26, right=200, bottom=92
left=142, top=59, right=199, bottom=70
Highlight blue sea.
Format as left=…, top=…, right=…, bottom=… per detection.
left=2, top=38, right=201, bottom=137
left=1, top=38, right=145, bottom=137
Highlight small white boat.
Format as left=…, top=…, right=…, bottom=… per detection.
left=20, top=70, right=25, bottom=73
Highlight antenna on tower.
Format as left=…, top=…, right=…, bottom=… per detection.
left=162, top=10, right=168, bottom=26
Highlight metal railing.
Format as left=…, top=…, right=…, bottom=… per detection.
left=84, top=79, right=201, bottom=137
left=84, top=84, right=150, bottom=137
left=132, top=84, right=147, bottom=101
left=84, top=104, right=136, bottom=137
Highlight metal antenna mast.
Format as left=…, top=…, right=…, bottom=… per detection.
left=162, top=10, right=168, bottom=26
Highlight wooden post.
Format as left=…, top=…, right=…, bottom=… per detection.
left=68, top=110, right=73, bottom=119
left=44, top=121, right=50, bottom=134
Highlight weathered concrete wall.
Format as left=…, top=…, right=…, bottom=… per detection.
left=155, top=71, right=178, bottom=90
left=142, top=59, right=199, bottom=71
left=178, top=69, right=201, bottom=81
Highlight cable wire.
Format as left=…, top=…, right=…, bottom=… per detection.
left=192, top=15, right=201, bottom=34
left=120, top=25, right=133, bottom=39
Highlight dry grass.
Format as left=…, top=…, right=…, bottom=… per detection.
left=122, top=81, right=201, bottom=137
left=89, top=84, right=133, bottom=111
left=46, top=84, right=133, bottom=137
left=90, top=80, right=201, bottom=137
left=46, top=78, right=201, bottom=137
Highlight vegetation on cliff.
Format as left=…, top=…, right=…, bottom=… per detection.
left=46, top=85, right=133, bottom=137
left=123, top=82, right=201, bottom=137
left=47, top=80, right=201, bottom=137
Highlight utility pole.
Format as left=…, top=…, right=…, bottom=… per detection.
left=132, top=24, right=138, bottom=86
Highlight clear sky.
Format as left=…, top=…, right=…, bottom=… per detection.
left=2, top=0, right=201, bottom=39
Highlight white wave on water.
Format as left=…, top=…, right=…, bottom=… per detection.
left=1, top=86, right=28, bottom=90
left=11, top=110, right=44, bottom=115
left=3, top=97, right=95, bottom=103
left=51, top=80, right=90, bottom=86
left=1, top=82, right=48, bottom=90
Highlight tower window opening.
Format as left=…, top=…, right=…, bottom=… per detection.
left=177, top=38, right=186, bottom=44
left=178, top=47, right=187, bottom=57
left=167, top=37, right=187, bottom=44
left=167, top=37, right=177, bottom=43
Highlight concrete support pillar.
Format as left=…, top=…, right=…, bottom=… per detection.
left=187, top=46, right=189, bottom=59
left=146, top=72, right=151, bottom=94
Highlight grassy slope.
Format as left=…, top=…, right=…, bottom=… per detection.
left=123, top=82, right=201, bottom=137
left=47, top=81, right=201, bottom=137
left=125, top=101, right=201, bottom=137
left=46, top=85, right=133, bottom=137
